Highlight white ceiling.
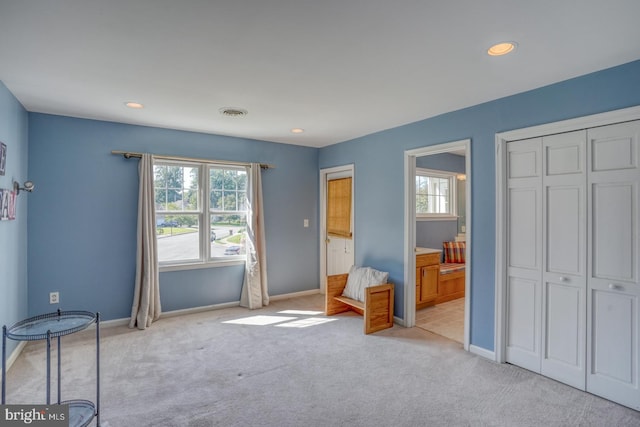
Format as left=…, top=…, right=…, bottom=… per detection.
left=1, top=1, right=640, bottom=148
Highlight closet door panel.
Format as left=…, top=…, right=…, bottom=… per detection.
left=506, top=138, right=542, bottom=372
left=592, top=291, right=635, bottom=382
left=592, top=183, right=634, bottom=281
left=592, top=135, right=636, bottom=172
left=545, top=282, right=582, bottom=364
left=587, top=120, right=640, bottom=410
left=546, top=186, right=582, bottom=274
left=509, top=188, right=539, bottom=269
left=541, top=131, right=587, bottom=389
left=506, top=276, right=541, bottom=370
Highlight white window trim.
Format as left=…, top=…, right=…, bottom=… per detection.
left=415, top=167, right=458, bottom=220
left=154, top=160, right=248, bottom=272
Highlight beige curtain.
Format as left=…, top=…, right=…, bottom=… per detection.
left=129, top=153, right=161, bottom=329
left=240, top=163, right=269, bottom=309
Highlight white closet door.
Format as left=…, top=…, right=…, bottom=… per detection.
left=541, top=131, right=587, bottom=389
left=506, top=138, right=543, bottom=372
left=587, top=120, right=640, bottom=410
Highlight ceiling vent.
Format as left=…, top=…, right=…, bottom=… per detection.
left=219, top=107, right=248, bottom=117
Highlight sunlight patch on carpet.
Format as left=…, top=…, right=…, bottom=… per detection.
left=278, top=310, right=324, bottom=315
left=223, top=315, right=296, bottom=325
left=275, top=318, right=338, bottom=328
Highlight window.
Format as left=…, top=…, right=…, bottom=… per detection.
left=327, top=177, right=352, bottom=238
left=416, top=168, right=457, bottom=219
left=209, top=166, right=247, bottom=259
left=154, top=160, right=248, bottom=269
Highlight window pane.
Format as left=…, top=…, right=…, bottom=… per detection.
left=223, top=190, right=237, bottom=210
left=210, top=167, right=247, bottom=211
left=223, top=171, right=236, bottom=190
left=416, top=194, right=428, bottom=213
left=156, top=214, right=200, bottom=262
left=416, top=172, right=454, bottom=215
left=238, top=191, right=247, bottom=211
left=182, top=189, right=198, bottom=210
left=416, top=176, right=427, bottom=193
left=210, top=213, right=247, bottom=258
left=211, top=190, right=223, bottom=209
left=237, top=174, right=247, bottom=190
left=154, top=164, right=199, bottom=212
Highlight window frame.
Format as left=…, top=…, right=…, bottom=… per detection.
left=415, top=168, right=458, bottom=221
left=154, top=159, right=248, bottom=271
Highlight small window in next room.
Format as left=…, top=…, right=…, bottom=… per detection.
left=415, top=168, right=457, bottom=220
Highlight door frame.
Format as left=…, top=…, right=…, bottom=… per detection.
left=320, top=164, right=355, bottom=293
left=494, top=105, right=640, bottom=363
left=404, top=139, right=471, bottom=351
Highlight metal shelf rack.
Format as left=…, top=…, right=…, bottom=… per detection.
left=2, top=309, right=100, bottom=427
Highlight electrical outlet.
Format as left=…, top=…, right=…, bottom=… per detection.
left=49, top=292, right=59, bottom=304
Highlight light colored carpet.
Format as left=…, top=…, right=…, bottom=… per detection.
left=4, top=294, right=639, bottom=427
left=416, top=297, right=465, bottom=343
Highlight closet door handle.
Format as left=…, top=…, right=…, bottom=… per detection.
left=608, top=283, right=624, bottom=291
left=559, top=276, right=568, bottom=282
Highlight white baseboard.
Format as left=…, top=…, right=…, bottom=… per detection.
left=270, top=289, right=320, bottom=301
left=393, top=316, right=406, bottom=327
left=99, top=317, right=130, bottom=328
left=469, top=344, right=496, bottom=361
left=160, top=301, right=241, bottom=319
left=0, top=341, right=27, bottom=382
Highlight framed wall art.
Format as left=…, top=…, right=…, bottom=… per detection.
left=0, top=142, right=6, bottom=176
left=0, top=187, right=16, bottom=220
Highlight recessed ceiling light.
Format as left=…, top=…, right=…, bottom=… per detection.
left=291, top=128, right=304, bottom=134
left=125, top=101, right=144, bottom=109
left=219, top=107, right=248, bottom=117
left=487, top=41, right=517, bottom=56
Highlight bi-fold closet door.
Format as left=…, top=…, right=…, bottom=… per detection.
left=505, top=120, right=640, bottom=410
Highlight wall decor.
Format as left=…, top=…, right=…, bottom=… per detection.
left=0, top=188, right=16, bottom=220
left=0, top=142, right=6, bottom=175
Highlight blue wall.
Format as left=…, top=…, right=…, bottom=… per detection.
left=27, top=114, right=319, bottom=320
left=319, top=59, right=640, bottom=351
left=416, top=221, right=457, bottom=254
left=416, top=152, right=464, bottom=172
left=4, top=59, right=640, bottom=355
left=0, top=82, right=29, bottom=356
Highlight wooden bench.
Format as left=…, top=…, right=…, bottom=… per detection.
left=437, top=263, right=465, bottom=304
left=325, top=273, right=394, bottom=334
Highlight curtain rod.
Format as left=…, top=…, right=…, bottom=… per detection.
left=111, top=150, right=275, bottom=169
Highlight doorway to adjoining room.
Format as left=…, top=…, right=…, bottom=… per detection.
left=404, top=140, right=470, bottom=348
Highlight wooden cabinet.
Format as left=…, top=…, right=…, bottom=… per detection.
left=416, top=252, right=440, bottom=307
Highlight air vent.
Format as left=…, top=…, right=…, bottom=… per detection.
left=219, top=107, right=248, bottom=117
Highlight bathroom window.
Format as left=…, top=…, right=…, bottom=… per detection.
left=416, top=168, right=457, bottom=219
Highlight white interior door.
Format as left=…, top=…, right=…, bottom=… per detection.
left=505, top=138, right=543, bottom=372
left=327, top=236, right=353, bottom=275
left=586, top=120, right=640, bottom=410
left=540, top=130, right=587, bottom=389
left=325, top=170, right=354, bottom=276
